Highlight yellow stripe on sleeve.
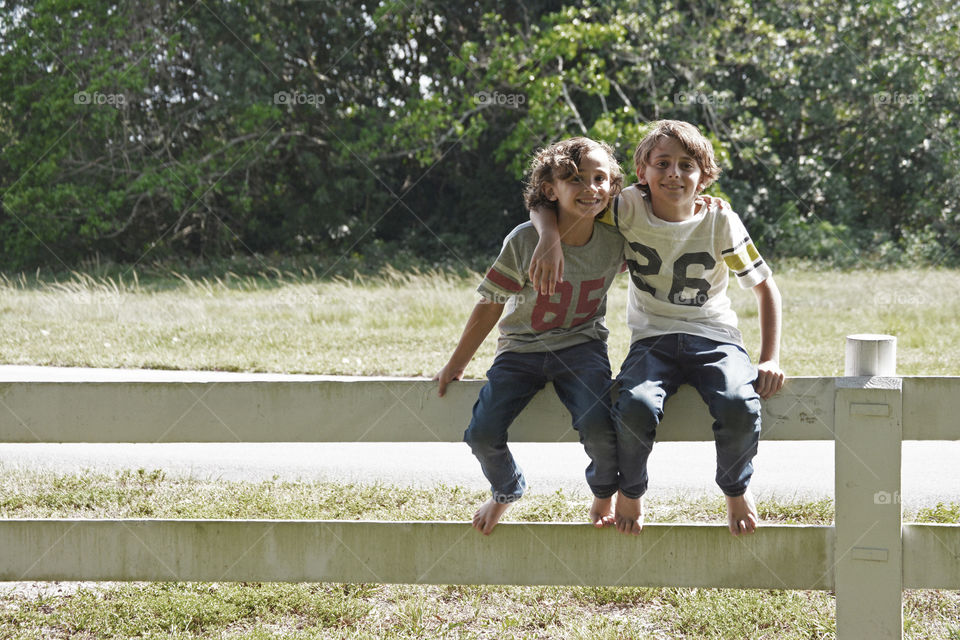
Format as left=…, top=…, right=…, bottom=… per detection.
left=723, top=253, right=749, bottom=272
left=597, top=207, right=615, bottom=227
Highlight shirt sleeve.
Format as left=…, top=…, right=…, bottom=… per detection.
left=612, top=189, right=653, bottom=235
left=596, top=205, right=616, bottom=228
left=718, top=209, right=772, bottom=288
left=477, top=229, right=527, bottom=301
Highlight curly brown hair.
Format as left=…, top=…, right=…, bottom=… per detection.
left=632, top=120, right=721, bottom=193
left=523, top=137, right=624, bottom=213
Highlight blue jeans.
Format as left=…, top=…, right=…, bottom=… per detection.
left=464, top=340, right=619, bottom=503
left=613, top=334, right=761, bottom=499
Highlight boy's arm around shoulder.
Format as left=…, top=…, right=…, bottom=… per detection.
left=528, top=207, right=563, bottom=296
left=528, top=204, right=620, bottom=294
left=752, top=275, right=784, bottom=399
left=433, top=299, right=505, bottom=397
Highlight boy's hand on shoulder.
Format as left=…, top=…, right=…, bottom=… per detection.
left=433, top=362, right=466, bottom=397
left=528, top=235, right=564, bottom=296
left=697, top=195, right=732, bottom=213
left=754, top=360, right=784, bottom=399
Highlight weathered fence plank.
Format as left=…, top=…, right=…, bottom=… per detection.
left=0, top=375, right=837, bottom=443
left=902, top=376, right=960, bottom=440
left=0, top=520, right=833, bottom=588
left=903, top=524, right=960, bottom=590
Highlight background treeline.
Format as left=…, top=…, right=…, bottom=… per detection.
left=1, top=0, right=958, bottom=273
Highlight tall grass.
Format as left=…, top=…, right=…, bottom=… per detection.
left=2, top=266, right=958, bottom=376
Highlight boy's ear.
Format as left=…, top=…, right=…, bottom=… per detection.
left=636, top=166, right=648, bottom=185
left=542, top=182, right=558, bottom=201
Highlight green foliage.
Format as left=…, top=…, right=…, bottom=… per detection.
left=916, top=502, right=960, bottom=524
left=1, top=1, right=958, bottom=270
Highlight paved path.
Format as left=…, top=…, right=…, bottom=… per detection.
left=1, top=366, right=958, bottom=510
left=2, top=440, right=958, bottom=511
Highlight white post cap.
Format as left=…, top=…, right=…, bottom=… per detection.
left=844, top=334, right=897, bottom=376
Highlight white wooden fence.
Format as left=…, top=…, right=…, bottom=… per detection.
left=0, top=353, right=958, bottom=639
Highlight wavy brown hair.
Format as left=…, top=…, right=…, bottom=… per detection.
left=524, top=137, right=623, bottom=213
left=632, top=120, right=721, bottom=193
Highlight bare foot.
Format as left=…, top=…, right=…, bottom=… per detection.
left=726, top=489, right=758, bottom=536
left=589, top=495, right=615, bottom=528
left=472, top=499, right=511, bottom=535
left=614, top=490, right=643, bottom=535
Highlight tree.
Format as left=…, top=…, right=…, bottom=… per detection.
left=2, top=0, right=958, bottom=271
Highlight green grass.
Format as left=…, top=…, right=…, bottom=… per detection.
left=2, top=266, right=959, bottom=376
left=0, top=468, right=838, bottom=524
left=4, top=582, right=952, bottom=639
left=1, top=266, right=959, bottom=638
left=0, top=470, right=958, bottom=639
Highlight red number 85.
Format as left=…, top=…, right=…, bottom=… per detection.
left=530, top=278, right=605, bottom=331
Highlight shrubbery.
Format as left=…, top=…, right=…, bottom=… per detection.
left=2, top=1, right=958, bottom=272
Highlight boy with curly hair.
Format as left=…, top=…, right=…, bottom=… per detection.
left=435, top=137, right=627, bottom=535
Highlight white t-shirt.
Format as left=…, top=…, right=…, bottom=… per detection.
left=609, top=186, right=772, bottom=347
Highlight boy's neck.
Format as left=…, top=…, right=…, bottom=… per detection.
left=649, top=197, right=701, bottom=223
left=556, top=211, right=595, bottom=246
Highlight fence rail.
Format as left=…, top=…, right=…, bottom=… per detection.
left=0, top=373, right=849, bottom=442
left=1, top=365, right=959, bottom=640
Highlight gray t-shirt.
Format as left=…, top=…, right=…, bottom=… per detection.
left=477, top=221, right=626, bottom=355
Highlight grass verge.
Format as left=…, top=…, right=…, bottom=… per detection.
left=0, top=470, right=958, bottom=639
left=3, top=267, right=960, bottom=376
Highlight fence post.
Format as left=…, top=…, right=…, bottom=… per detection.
left=835, top=334, right=902, bottom=639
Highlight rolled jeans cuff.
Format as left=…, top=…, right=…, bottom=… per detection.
left=618, top=487, right=645, bottom=500
left=720, top=485, right=748, bottom=498
left=591, top=486, right=619, bottom=500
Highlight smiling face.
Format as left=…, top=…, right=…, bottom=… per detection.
left=542, top=147, right=613, bottom=219
left=637, top=136, right=705, bottom=216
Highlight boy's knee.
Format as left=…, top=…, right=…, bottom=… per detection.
left=712, top=392, right=761, bottom=434
left=573, top=401, right=613, bottom=434
left=614, top=388, right=661, bottom=435
left=463, top=419, right=504, bottom=454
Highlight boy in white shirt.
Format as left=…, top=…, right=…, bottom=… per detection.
left=530, top=121, right=784, bottom=536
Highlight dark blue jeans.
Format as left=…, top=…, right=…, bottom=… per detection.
left=464, top=340, right=619, bottom=503
left=613, top=333, right=761, bottom=499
